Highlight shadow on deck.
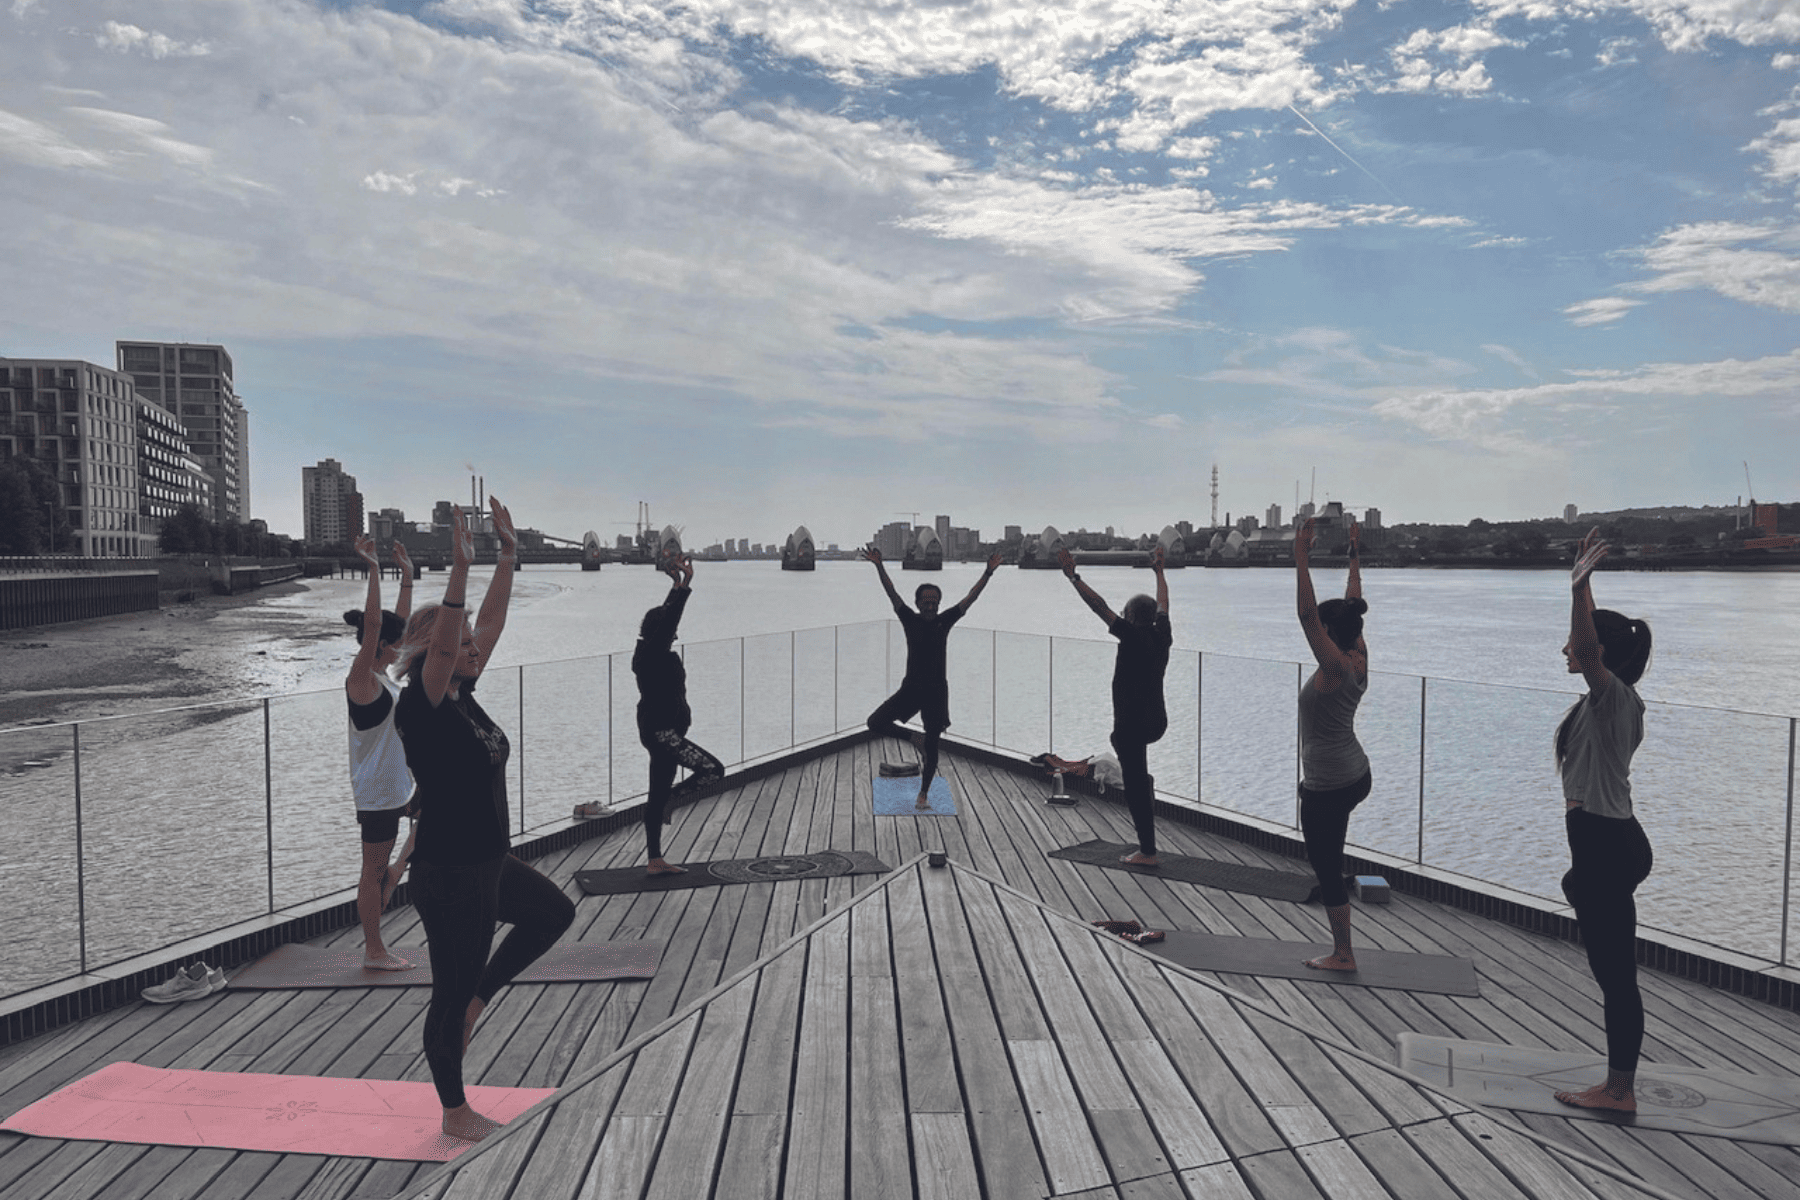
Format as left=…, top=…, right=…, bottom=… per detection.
left=2, top=742, right=1797, bottom=1199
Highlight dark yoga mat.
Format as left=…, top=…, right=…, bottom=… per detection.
left=1144, top=930, right=1479, bottom=996
left=228, top=940, right=664, bottom=989
left=1396, top=1033, right=1800, bottom=1144
left=1048, top=840, right=1316, bottom=902
left=576, top=849, right=891, bottom=896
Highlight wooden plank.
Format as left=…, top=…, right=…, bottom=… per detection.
left=503, top=1060, right=632, bottom=1200
left=1446, top=1113, right=1614, bottom=1200
left=573, top=1115, right=664, bottom=1200
left=1345, top=1127, right=1455, bottom=1197
left=4, top=1142, right=115, bottom=1200
left=1109, top=1039, right=1229, bottom=1171
left=1296, top=1138, right=1398, bottom=1200
left=731, top=949, right=807, bottom=1117
left=952, top=875, right=1050, bottom=1041
left=911, top=1112, right=981, bottom=1200
left=998, top=909, right=1138, bottom=1113
left=1236, top=1009, right=1392, bottom=1139
left=1397, top=1117, right=1535, bottom=1199
left=1235, top=1147, right=1330, bottom=1199
left=1317, top=1043, right=1456, bottom=1127
left=645, top=980, right=757, bottom=1200
left=886, top=866, right=961, bottom=1115
left=849, top=976, right=910, bottom=1200
left=1007, top=1038, right=1113, bottom=1195
left=37, top=1143, right=156, bottom=1200
left=782, top=914, right=850, bottom=1200
left=716, top=1112, right=784, bottom=1199
left=1176, top=1160, right=1258, bottom=1199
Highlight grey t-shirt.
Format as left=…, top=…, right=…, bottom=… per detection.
left=1559, top=673, right=1644, bottom=819
left=1298, top=667, right=1369, bottom=790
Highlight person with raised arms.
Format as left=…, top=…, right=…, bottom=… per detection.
left=863, top=545, right=1003, bottom=810
left=1292, top=516, right=1372, bottom=971
left=343, top=534, right=417, bottom=971
left=1551, top=529, right=1656, bottom=1113
left=1059, top=545, right=1171, bottom=865
left=632, top=551, right=724, bottom=874
left=391, top=498, right=575, bottom=1142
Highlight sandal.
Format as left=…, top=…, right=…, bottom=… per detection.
left=1089, top=919, right=1142, bottom=936
left=1122, top=930, right=1165, bottom=945
left=573, top=802, right=611, bottom=819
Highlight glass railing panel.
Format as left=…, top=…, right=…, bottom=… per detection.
left=792, top=625, right=839, bottom=744
left=1198, top=653, right=1302, bottom=828
left=1154, top=649, right=1200, bottom=802
left=742, top=631, right=796, bottom=760
left=948, top=626, right=996, bottom=746
left=1632, top=701, right=1791, bottom=962
left=519, top=656, right=612, bottom=831
left=1342, top=669, right=1426, bottom=864
left=1419, top=679, right=1578, bottom=900
left=267, top=687, right=357, bottom=911
left=833, top=621, right=891, bottom=742
left=1047, top=634, right=1113, bottom=770
left=683, top=637, right=746, bottom=768
left=76, top=701, right=269, bottom=968
left=993, top=631, right=1049, bottom=756
left=0, top=723, right=79, bottom=996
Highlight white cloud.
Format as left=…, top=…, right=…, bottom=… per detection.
left=0, top=108, right=110, bottom=169
left=95, top=20, right=209, bottom=58
left=1482, top=343, right=1540, bottom=379
left=1747, top=116, right=1800, bottom=187
left=1629, top=221, right=1800, bottom=312
left=362, top=170, right=419, bottom=195
left=1776, top=52, right=1800, bottom=69
left=1563, top=296, right=1643, bottom=325
left=1383, top=23, right=1514, bottom=95
left=1597, top=35, right=1640, bottom=66
left=1472, top=0, right=1800, bottom=52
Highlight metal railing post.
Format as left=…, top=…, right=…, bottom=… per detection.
left=1416, top=676, right=1428, bottom=866
left=1295, top=662, right=1303, bottom=829
left=264, top=697, right=274, bottom=914
left=991, top=629, right=997, bottom=746
left=790, top=630, right=796, bottom=748
left=833, top=624, right=839, bottom=733
left=1196, top=652, right=1203, bottom=805
left=740, top=636, right=746, bottom=763
left=1781, top=717, right=1796, bottom=966
left=517, top=664, right=526, bottom=835
left=607, top=655, right=614, bottom=807
left=1047, top=636, right=1055, bottom=753
left=73, top=723, right=87, bottom=978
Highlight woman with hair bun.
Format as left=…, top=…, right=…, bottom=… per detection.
left=1293, top=517, right=1371, bottom=971
left=1552, top=529, right=1655, bottom=1113
left=344, top=534, right=416, bottom=971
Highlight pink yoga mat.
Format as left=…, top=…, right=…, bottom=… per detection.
left=1, top=1062, right=554, bottom=1161
left=228, top=940, right=664, bottom=989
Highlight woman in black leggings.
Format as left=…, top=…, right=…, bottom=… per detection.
left=634, top=552, right=724, bottom=874
left=392, top=499, right=575, bottom=1142
left=1553, top=529, right=1654, bottom=1112
left=1293, top=517, right=1371, bottom=971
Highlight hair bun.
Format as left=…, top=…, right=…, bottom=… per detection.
left=1346, top=598, right=1369, bottom=617
left=342, top=610, right=362, bottom=628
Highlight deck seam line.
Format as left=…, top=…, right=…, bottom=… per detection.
left=945, top=857, right=1695, bottom=1200
left=386, top=851, right=930, bottom=1200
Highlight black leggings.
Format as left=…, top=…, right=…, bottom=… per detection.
left=868, top=685, right=948, bottom=793
left=1111, top=722, right=1165, bottom=856
left=642, top=728, right=724, bottom=859
left=1299, top=770, right=1372, bottom=907
left=1562, top=808, right=1654, bottom=1073
left=410, top=854, right=575, bottom=1109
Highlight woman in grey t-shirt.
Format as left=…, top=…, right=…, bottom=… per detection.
left=1293, top=517, right=1371, bottom=972
left=1552, top=529, right=1654, bottom=1114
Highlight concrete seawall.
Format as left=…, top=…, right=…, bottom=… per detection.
left=0, top=572, right=159, bottom=631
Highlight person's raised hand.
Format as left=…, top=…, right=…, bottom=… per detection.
left=986, top=551, right=1004, bottom=574
left=1058, top=547, right=1078, bottom=579
left=488, top=496, right=516, bottom=554
left=1294, top=518, right=1315, bottom=561
left=1571, top=527, right=1607, bottom=591
left=392, top=540, right=412, bottom=575
left=354, top=533, right=379, bottom=569
left=862, top=544, right=883, bottom=566
left=451, top=506, right=474, bottom=568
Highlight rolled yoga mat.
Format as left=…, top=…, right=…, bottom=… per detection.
left=1048, top=840, right=1316, bottom=902
left=1142, top=929, right=1479, bottom=997
left=1396, top=1033, right=1800, bottom=1144
left=872, top=775, right=956, bottom=815
left=0, top=1061, right=552, bottom=1161
left=576, top=849, right=891, bottom=896
left=227, top=940, right=665, bottom=989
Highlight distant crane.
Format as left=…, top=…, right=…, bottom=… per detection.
left=1210, top=464, right=1219, bottom=530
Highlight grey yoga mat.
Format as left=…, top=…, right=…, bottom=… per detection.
left=1396, top=1033, right=1800, bottom=1144
left=227, top=941, right=664, bottom=989
left=1142, top=930, right=1480, bottom=996
left=575, top=849, right=891, bottom=895
left=1049, top=840, right=1316, bottom=902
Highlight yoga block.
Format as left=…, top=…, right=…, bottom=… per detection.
left=1353, top=875, right=1390, bottom=904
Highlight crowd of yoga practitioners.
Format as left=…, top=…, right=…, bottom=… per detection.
left=337, top=500, right=1655, bottom=1137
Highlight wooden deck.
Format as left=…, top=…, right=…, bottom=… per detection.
left=2, top=742, right=1797, bottom=1199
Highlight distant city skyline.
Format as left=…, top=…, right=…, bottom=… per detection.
left=4, top=1, right=1798, bottom=547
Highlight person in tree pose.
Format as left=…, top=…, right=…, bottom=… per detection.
left=1059, top=546, right=1171, bottom=864
left=343, top=534, right=418, bottom=970
left=1552, top=529, right=1655, bottom=1113
left=863, top=545, right=1003, bottom=809
left=1292, top=517, right=1372, bottom=971
left=632, top=552, right=724, bottom=874
left=392, top=499, right=575, bottom=1142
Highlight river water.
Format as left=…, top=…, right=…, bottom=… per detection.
left=4, top=561, right=1798, bottom=995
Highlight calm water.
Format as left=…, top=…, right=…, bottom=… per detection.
left=4, top=562, right=1798, bottom=995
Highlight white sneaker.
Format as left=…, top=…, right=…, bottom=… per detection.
left=204, top=965, right=227, bottom=993
left=141, top=963, right=218, bottom=1004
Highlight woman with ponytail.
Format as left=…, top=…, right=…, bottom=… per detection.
left=1293, top=517, right=1371, bottom=971
left=1552, top=529, right=1655, bottom=1112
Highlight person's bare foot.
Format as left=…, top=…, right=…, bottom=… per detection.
left=647, top=858, right=687, bottom=875
left=1553, top=1081, right=1637, bottom=1112
left=1120, top=851, right=1159, bottom=866
left=361, top=950, right=415, bottom=971
left=441, top=1104, right=503, bottom=1141
left=915, top=793, right=932, bottom=810
left=1302, top=952, right=1358, bottom=972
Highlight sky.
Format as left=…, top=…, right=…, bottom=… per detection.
left=2, top=0, right=1799, bottom=549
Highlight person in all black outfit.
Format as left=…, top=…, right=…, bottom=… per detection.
left=392, top=499, right=575, bottom=1143
left=633, top=552, right=723, bottom=874
left=863, top=545, right=1004, bottom=809
left=1060, top=545, right=1172, bottom=864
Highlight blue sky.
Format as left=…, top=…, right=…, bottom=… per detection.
left=2, top=0, right=1797, bottom=547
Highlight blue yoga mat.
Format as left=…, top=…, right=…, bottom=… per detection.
left=873, top=775, right=956, bottom=815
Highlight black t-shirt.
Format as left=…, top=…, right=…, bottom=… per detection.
left=394, top=676, right=511, bottom=866
left=633, top=586, right=692, bottom=734
left=347, top=685, right=392, bottom=732
left=1109, top=612, right=1172, bottom=736
left=896, top=601, right=964, bottom=689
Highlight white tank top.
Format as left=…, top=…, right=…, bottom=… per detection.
left=348, top=676, right=413, bottom=813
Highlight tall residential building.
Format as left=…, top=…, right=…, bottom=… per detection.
left=302, top=458, right=364, bottom=547
left=1563, top=504, right=1578, bottom=523
left=935, top=514, right=951, bottom=549
left=0, top=359, right=151, bottom=556
left=138, top=390, right=213, bottom=546
left=1265, top=504, right=1282, bottom=530
left=1003, top=525, right=1022, bottom=542
left=875, top=521, right=911, bottom=559
left=1363, top=507, right=1382, bottom=528
left=116, top=341, right=248, bottom=523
